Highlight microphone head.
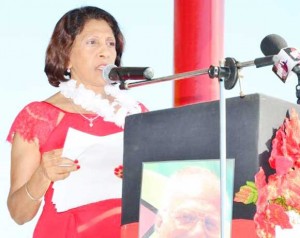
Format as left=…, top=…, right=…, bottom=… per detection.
left=102, top=64, right=154, bottom=82
left=143, top=67, right=155, bottom=80
left=102, top=64, right=116, bottom=83
left=260, top=34, right=288, bottom=56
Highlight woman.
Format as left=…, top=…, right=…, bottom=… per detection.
left=7, top=6, right=147, bottom=238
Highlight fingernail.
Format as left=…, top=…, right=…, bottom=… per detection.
left=74, top=159, right=79, bottom=164
left=77, top=165, right=80, bottom=170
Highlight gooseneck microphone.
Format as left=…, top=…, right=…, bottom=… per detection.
left=102, top=64, right=154, bottom=83
left=260, top=34, right=288, bottom=56
left=260, top=34, right=300, bottom=82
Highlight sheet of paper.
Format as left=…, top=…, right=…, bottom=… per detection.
left=52, top=127, right=123, bottom=212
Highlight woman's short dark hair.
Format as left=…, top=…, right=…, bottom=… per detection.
left=45, top=6, right=124, bottom=87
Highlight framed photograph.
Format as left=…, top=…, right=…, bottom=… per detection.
left=139, top=159, right=235, bottom=238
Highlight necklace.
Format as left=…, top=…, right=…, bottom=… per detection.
left=79, top=114, right=101, bottom=127
left=59, top=79, right=141, bottom=128
left=71, top=103, right=101, bottom=127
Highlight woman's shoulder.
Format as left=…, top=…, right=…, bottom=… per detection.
left=43, top=92, right=73, bottom=113
left=24, top=101, right=63, bottom=113
left=23, top=92, right=70, bottom=115
left=6, top=101, right=62, bottom=144
left=16, top=101, right=65, bottom=123
left=24, top=101, right=58, bottom=110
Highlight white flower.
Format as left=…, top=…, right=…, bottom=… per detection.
left=59, top=79, right=141, bottom=128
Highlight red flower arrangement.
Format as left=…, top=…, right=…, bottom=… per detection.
left=234, top=108, right=300, bottom=237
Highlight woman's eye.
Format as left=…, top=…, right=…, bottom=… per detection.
left=87, top=39, right=98, bottom=45
left=106, top=40, right=116, bottom=47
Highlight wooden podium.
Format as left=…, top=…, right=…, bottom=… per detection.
left=120, top=93, right=300, bottom=237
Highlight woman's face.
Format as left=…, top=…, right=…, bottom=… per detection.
left=68, top=19, right=117, bottom=89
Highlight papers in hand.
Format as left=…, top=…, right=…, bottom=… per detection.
left=52, top=128, right=123, bottom=212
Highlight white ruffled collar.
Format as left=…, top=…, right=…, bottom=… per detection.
left=59, top=79, right=141, bottom=128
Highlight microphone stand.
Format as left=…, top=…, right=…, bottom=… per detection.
left=218, top=59, right=228, bottom=238
left=119, top=56, right=274, bottom=238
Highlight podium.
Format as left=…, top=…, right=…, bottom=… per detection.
left=121, top=93, right=300, bottom=236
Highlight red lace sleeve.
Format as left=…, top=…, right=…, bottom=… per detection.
left=6, top=102, right=60, bottom=147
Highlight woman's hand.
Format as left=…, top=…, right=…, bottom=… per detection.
left=41, top=148, right=80, bottom=182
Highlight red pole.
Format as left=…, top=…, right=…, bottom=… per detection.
left=174, top=0, right=224, bottom=106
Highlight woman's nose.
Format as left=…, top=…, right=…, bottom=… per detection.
left=98, top=45, right=110, bottom=58
left=99, top=51, right=109, bottom=58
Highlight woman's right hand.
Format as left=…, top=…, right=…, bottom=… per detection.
left=41, top=148, right=80, bottom=182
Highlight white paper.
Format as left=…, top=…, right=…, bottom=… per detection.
left=52, top=127, right=123, bottom=212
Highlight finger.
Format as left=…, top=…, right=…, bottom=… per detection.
left=42, top=157, right=80, bottom=182
left=60, top=173, right=71, bottom=180
left=54, top=165, right=80, bottom=181
left=59, top=157, right=78, bottom=164
left=57, top=164, right=80, bottom=173
left=57, top=158, right=79, bottom=168
left=52, top=171, right=71, bottom=181
left=44, top=166, right=76, bottom=182
left=57, top=164, right=74, bottom=167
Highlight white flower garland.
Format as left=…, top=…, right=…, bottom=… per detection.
left=59, top=79, right=141, bottom=128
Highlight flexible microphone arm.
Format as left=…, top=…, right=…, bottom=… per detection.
left=119, top=68, right=209, bottom=89
left=119, top=55, right=275, bottom=90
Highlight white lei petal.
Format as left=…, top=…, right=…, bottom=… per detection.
left=59, top=79, right=141, bottom=128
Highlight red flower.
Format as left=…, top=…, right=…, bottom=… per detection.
left=269, top=109, right=300, bottom=173
left=255, top=167, right=267, bottom=190
left=268, top=203, right=292, bottom=229
left=254, top=209, right=275, bottom=238
left=274, top=156, right=294, bottom=175
left=114, top=165, right=123, bottom=178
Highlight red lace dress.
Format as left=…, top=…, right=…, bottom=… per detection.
left=7, top=101, right=146, bottom=238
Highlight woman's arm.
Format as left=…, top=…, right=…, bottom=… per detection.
left=7, top=132, right=50, bottom=224
left=7, top=132, right=79, bottom=225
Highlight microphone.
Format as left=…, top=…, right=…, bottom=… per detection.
left=260, top=34, right=300, bottom=82
left=102, top=64, right=154, bottom=83
left=260, top=34, right=288, bottom=56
